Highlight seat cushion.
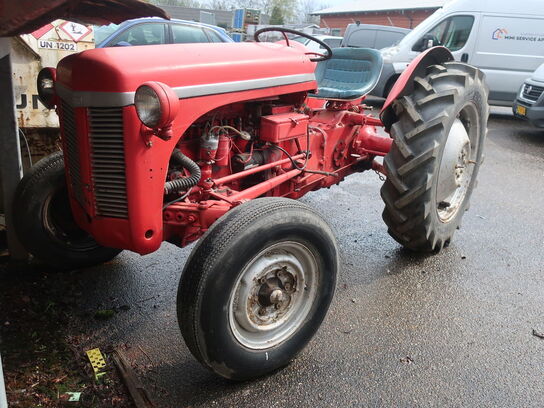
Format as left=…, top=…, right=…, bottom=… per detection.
left=312, top=48, right=383, bottom=100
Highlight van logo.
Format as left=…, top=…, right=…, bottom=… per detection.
left=492, top=28, right=508, bottom=40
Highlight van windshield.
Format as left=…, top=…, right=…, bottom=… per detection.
left=395, top=7, right=446, bottom=48
left=424, top=15, right=474, bottom=51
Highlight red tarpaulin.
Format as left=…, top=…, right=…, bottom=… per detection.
left=0, top=0, right=169, bottom=37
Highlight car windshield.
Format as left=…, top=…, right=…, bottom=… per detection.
left=291, top=36, right=309, bottom=45
left=94, top=23, right=121, bottom=44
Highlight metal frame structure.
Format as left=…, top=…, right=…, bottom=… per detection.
left=0, top=38, right=26, bottom=260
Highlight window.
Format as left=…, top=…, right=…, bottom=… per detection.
left=374, top=31, right=405, bottom=49
left=113, top=23, right=166, bottom=46
left=171, top=24, right=209, bottom=43
left=423, top=15, right=474, bottom=51
left=94, top=23, right=120, bottom=45
left=321, top=38, right=342, bottom=49
left=205, top=29, right=226, bottom=43
left=292, top=36, right=310, bottom=45
left=346, top=29, right=376, bottom=48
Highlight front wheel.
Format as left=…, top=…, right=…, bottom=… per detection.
left=13, top=152, right=122, bottom=269
left=177, top=198, right=338, bottom=380
left=381, top=62, right=489, bottom=251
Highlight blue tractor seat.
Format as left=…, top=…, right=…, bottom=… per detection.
left=311, top=48, right=384, bottom=100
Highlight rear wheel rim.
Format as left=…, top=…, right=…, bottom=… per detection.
left=228, top=241, right=319, bottom=350
left=436, top=103, right=479, bottom=223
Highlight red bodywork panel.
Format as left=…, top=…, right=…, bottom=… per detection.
left=55, top=42, right=393, bottom=254
left=57, top=43, right=318, bottom=254
left=57, top=42, right=316, bottom=92
left=380, top=46, right=454, bottom=130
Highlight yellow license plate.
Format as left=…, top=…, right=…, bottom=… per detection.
left=517, top=105, right=527, bottom=116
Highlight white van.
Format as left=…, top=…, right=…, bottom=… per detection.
left=342, top=23, right=410, bottom=50
left=374, top=0, right=544, bottom=106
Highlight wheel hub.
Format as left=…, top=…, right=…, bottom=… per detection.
left=255, top=270, right=296, bottom=322
left=229, top=242, right=318, bottom=350
left=436, top=118, right=474, bottom=222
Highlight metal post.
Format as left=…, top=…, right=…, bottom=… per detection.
left=0, top=353, right=7, bottom=408
left=0, top=37, right=27, bottom=260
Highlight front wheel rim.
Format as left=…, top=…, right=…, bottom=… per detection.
left=42, top=186, right=100, bottom=252
left=228, top=241, right=319, bottom=350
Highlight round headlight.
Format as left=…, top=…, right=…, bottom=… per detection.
left=134, top=82, right=179, bottom=130
left=135, top=85, right=162, bottom=128
left=37, top=68, right=57, bottom=109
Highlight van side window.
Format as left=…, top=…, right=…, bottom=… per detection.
left=346, top=29, right=376, bottom=48
left=421, top=15, right=474, bottom=51
left=320, top=39, right=342, bottom=49
left=374, top=31, right=405, bottom=49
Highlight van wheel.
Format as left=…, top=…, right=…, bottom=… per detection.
left=381, top=62, right=489, bottom=251
left=177, top=198, right=338, bottom=380
left=13, top=152, right=122, bottom=269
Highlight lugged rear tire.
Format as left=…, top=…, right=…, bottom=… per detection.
left=381, top=62, right=489, bottom=252
left=13, top=152, right=122, bottom=270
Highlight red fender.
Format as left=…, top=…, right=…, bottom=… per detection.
left=380, top=46, right=454, bottom=131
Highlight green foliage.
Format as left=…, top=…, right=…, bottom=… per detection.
left=269, top=5, right=284, bottom=24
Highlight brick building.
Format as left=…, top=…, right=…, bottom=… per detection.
left=312, top=0, right=447, bottom=35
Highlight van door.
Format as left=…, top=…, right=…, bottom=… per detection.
left=470, top=15, right=544, bottom=105
left=411, top=14, right=478, bottom=62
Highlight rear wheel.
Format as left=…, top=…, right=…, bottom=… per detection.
left=381, top=62, right=489, bottom=251
left=177, top=198, right=338, bottom=380
left=13, top=152, right=122, bottom=269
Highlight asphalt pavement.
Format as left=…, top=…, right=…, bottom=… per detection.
left=8, top=109, right=544, bottom=407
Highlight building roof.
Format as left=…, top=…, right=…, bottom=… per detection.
left=313, top=0, right=448, bottom=15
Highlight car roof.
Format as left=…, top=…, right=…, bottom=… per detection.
left=115, top=17, right=227, bottom=32
left=96, top=17, right=233, bottom=48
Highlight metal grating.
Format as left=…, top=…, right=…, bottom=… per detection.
left=88, top=107, right=128, bottom=219
left=61, top=101, right=85, bottom=207
left=522, top=83, right=544, bottom=102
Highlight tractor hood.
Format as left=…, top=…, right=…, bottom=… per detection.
left=56, top=42, right=317, bottom=104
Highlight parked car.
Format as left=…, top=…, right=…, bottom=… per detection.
left=292, top=34, right=343, bottom=54
left=374, top=0, right=544, bottom=104
left=513, top=63, right=544, bottom=128
left=342, top=23, right=410, bottom=50
left=94, top=17, right=232, bottom=48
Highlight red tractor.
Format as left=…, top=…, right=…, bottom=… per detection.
left=15, top=28, right=488, bottom=380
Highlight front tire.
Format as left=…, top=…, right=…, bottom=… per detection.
left=13, top=152, right=122, bottom=269
left=381, top=62, right=489, bottom=251
left=177, top=198, right=338, bottom=380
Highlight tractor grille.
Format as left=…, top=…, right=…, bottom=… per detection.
left=522, top=83, right=544, bottom=102
left=61, top=101, right=85, bottom=207
left=88, top=107, right=128, bottom=219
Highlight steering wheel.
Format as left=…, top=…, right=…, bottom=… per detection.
left=254, top=27, right=333, bottom=62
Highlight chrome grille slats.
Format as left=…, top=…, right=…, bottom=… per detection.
left=522, top=83, right=544, bottom=102
left=88, top=107, right=128, bottom=219
left=61, top=101, right=85, bottom=207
